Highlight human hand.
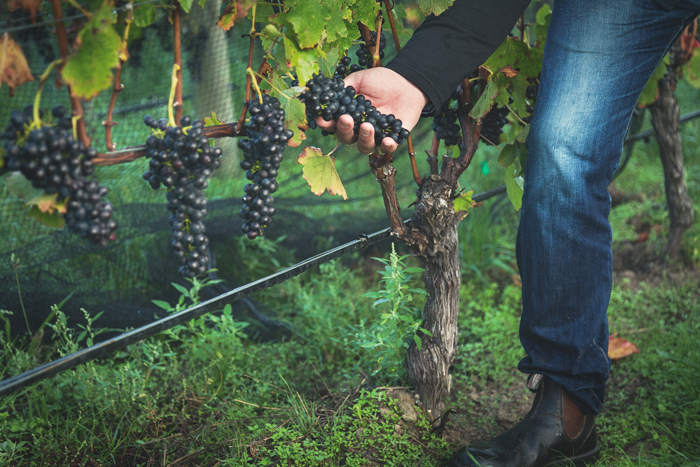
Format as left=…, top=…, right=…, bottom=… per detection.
left=316, top=67, right=430, bottom=154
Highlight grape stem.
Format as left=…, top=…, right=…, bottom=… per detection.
left=32, top=59, right=64, bottom=128
left=168, top=64, right=181, bottom=128
left=173, top=0, right=183, bottom=124
left=247, top=68, right=264, bottom=104
left=250, top=70, right=290, bottom=99
left=505, top=104, right=528, bottom=126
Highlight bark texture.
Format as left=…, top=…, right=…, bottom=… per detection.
left=404, top=175, right=462, bottom=420
left=649, top=65, right=695, bottom=259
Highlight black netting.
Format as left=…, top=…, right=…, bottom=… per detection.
left=0, top=4, right=406, bottom=337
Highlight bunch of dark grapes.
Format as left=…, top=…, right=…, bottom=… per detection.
left=299, top=71, right=410, bottom=146
left=3, top=105, right=117, bottom=246
left=433, top=100, right=462, bottom=147
left=357, top=31, right=386, bottom=68
left=141, top=115, right=222, bottom=278
left=237, top=95, right=292, bottom=240
left=335, top=55, right=363, bottom=79
left=480, top=105, right=510, bottom=144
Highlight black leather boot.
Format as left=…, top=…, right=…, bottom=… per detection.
left=450, top=375, right=600, bottom=467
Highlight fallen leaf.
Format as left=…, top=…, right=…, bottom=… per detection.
left=0, top=33, right=34, bottom=96
left=608, top=333, right=640, bottom=360
left=297, top=146, right=347, bottom=200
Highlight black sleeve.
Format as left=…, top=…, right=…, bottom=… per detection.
left=386, top=0, right=531, bottom=110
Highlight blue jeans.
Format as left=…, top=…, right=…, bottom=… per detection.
left=516, top=0, right=699, bottom=415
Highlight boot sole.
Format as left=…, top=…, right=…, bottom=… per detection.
left=547, top=446, right=601, bottom=467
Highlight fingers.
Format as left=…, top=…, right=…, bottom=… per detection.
left=356, top=122, right=398, bottom=155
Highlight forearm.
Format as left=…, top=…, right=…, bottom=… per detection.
left=386, top=0, right=531, bottom=109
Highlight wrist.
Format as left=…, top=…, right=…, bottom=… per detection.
left=395, top=72, right=431, bottom=109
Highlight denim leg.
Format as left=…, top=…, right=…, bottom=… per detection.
left=516, top=0, right=699, bottom=415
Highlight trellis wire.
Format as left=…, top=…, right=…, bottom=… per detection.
left=0, top=185, right=505, bottom=398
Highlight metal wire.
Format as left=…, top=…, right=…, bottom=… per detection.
left=0, top=184, right=508, bottom=397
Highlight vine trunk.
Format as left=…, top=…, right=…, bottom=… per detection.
left=649, top=58, right=694, bottom=259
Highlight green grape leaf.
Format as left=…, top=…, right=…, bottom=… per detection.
left=178, top=0, right=193, bottom=13
left=483, top=37, right=538, bottom=79
left=298, top=146, right=348, bottom=199
left=285, top=0, right=332, bottom=49
left=453, top=190, right=475, bottom=213
left=417, top=0, right=454, bottom=17
left=270, top=73, right=308, bottom=148
left=283, top=34, right=319, bottom=85
left=638, top=54, right=669, bottom=107
left=133, top=3, right=156, bottom=27
left=534, top=4, right=551, bottom=47
left=470, top=80, right=499, bottom=120
left=504, top=164, right=524, bottom=211
left=686, top=48, right=700, bottom=88
left=498, top=140, right=527, bottom=167
left=350, top=0, right=381, bottom=29
left=509, top=72, right=529, bottom=115
left=62, top=2, right=122, bottom=100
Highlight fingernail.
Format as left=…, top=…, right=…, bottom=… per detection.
left=361, top=128, right=371, bottom=137
left=339, top=120, right=349, bottom=130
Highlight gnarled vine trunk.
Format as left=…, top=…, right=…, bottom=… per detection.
left=405, top=175, right=462, bottom=419
left=374, top=116, right=477, bottom=420
left=649, top=59, right=694, bottom=259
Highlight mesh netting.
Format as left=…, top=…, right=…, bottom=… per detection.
left=0, top=5, right=403, bottom=336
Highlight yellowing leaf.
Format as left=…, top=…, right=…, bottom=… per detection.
left=608, top=333, right=640, bottom=360
left=298, top=146, right=347, bottom=200
left=0, top=33, right=34, bottom=96
left=5, top=171, right=66, bottom=228
left=217, top=0, right=255, bottom=31
left=7, top=0, right=42, bottom=22
left=62, top=2, right=122, bottom=100
left=27, top=205, right=64, bottom=228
